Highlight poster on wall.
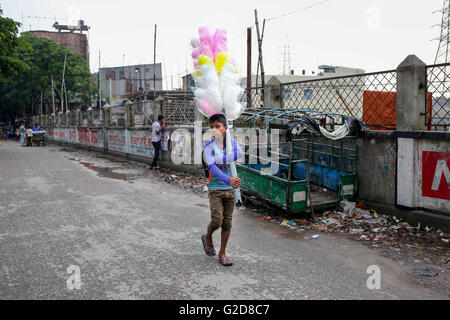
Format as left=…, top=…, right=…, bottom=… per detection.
left=422, top=151, right=450, bottom=200
left=108, top=130, right=126, bottom=152
left=128, top=130, right=155, bottom=158
left=161, top=131, right=170, bottom=152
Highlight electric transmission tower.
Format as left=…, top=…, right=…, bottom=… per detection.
left=433, top=0, right=450, bottom=64
left=430, top=0, right=450, bottom=130
left=282, top=43, right=292, bottom=75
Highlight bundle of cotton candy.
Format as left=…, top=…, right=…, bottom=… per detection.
left=190, top=27, right=246, bottom=120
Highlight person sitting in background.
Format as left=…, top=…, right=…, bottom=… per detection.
left=26, top=127, right=33, bottom=147
left=33, top=123, right=41, bottom=132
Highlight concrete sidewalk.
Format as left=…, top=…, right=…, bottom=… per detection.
left=0, top=140, right=448, bottom=299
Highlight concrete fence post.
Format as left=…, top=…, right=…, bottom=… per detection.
left=264, top=76, right=282, bottom=109
left=66, top=111, right=71, bottom=127
left=103, top=104, right=111, bottom=128
left=125, top=100, right=134, bottom=128
left=154, top=96, right=164, bottom=121
left=75, top=109, right=81, bottom=127
left=87, top=107, right=93, bottom=127
left=396, top=55, right=427, bottom=131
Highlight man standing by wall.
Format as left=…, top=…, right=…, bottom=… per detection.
left=150, top=115, right=165, bottom=169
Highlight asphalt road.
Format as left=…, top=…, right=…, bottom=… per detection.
left=0, top=140, right=448, bottom=299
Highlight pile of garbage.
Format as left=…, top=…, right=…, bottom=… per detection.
left=254, top=200, right=450, bottom=258
left=314, top=201, right=450, bottom=247
left=152, top=168, right=209, bottom=195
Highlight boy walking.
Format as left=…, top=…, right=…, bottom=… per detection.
left=202, top=114, right=243, bottom=267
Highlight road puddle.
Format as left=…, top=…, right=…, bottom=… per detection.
left=79, top=162, right=134, bottom=181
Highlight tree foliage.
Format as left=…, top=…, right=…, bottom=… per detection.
left=0, top=6, right=29, bottom=81
left=0, top=12, right=95, bottom=123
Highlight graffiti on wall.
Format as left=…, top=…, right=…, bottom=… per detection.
left=78, top=129, right=90, bottom=145
left=129, top=130, right=155, bottom=158
left=108, top=130, right=126, bottom=153
left=90, top=129, right=104, bottom=148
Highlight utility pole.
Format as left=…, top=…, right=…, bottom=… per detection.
left=254, top=10, right=265, bottom=104
left=246, top=27, right=252, bottom=108
left=164, top=61, right=168, bottom=92
left=31, top=63, right=34, bottom=120
left=98, top=51, right=101, bottom=108
left=64, top=81, right=68, bottom=113
left=153, top=24, right=157, bottom=101
left=51, top=75, right=56, bottom=115
left=109, top=78, right=112, bottom=105
left=61, top=54, right=67, bottom=113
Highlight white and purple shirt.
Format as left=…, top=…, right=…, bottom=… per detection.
left=204, top=138, right=243, bottom=190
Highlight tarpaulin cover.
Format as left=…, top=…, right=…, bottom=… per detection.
left=287, top=115, right=370, bottom=141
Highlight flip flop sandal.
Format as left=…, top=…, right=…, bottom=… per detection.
left=219, top=257, right=234, bottom=267
left=201, top=234, right=216, bottom=257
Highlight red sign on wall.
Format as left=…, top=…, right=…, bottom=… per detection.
left=422, top=151, right=450, bottom=200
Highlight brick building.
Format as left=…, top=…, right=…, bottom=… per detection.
left=29, top=30, right=89, bottom=66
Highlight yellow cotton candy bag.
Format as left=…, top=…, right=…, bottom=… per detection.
left=215, top=52, right=229, bottom=75
left=198, top=55, right=214, bottom=67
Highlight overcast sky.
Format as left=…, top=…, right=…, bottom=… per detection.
left=2, top=0, right=446, bottom=88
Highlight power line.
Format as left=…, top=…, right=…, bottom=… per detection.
left=266, top=0, right=332, bottom=22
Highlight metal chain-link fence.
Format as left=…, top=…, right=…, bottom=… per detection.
left=280, top=70, right=397, bottom=130
left=163, top=93, right=195, bottom=127
left=110, top=106, right=126, bottom=127
left=92, top=109, right=101, bottom=127
left=134, top=100, right=155, bottom=127
left=426, top=63, right=450, bottom=131
left=242, top=87, right=264, bottom=109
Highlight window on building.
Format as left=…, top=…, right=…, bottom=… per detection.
left=145, top=68, right=150, bottom=73
left=283, top=88, right=292, bottom=101
left=106, top=70, right=116, bottom=80
left=304, top=89, right=313, bottom=100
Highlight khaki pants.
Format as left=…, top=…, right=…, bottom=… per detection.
left=208, top=189, right=235, bottom=233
